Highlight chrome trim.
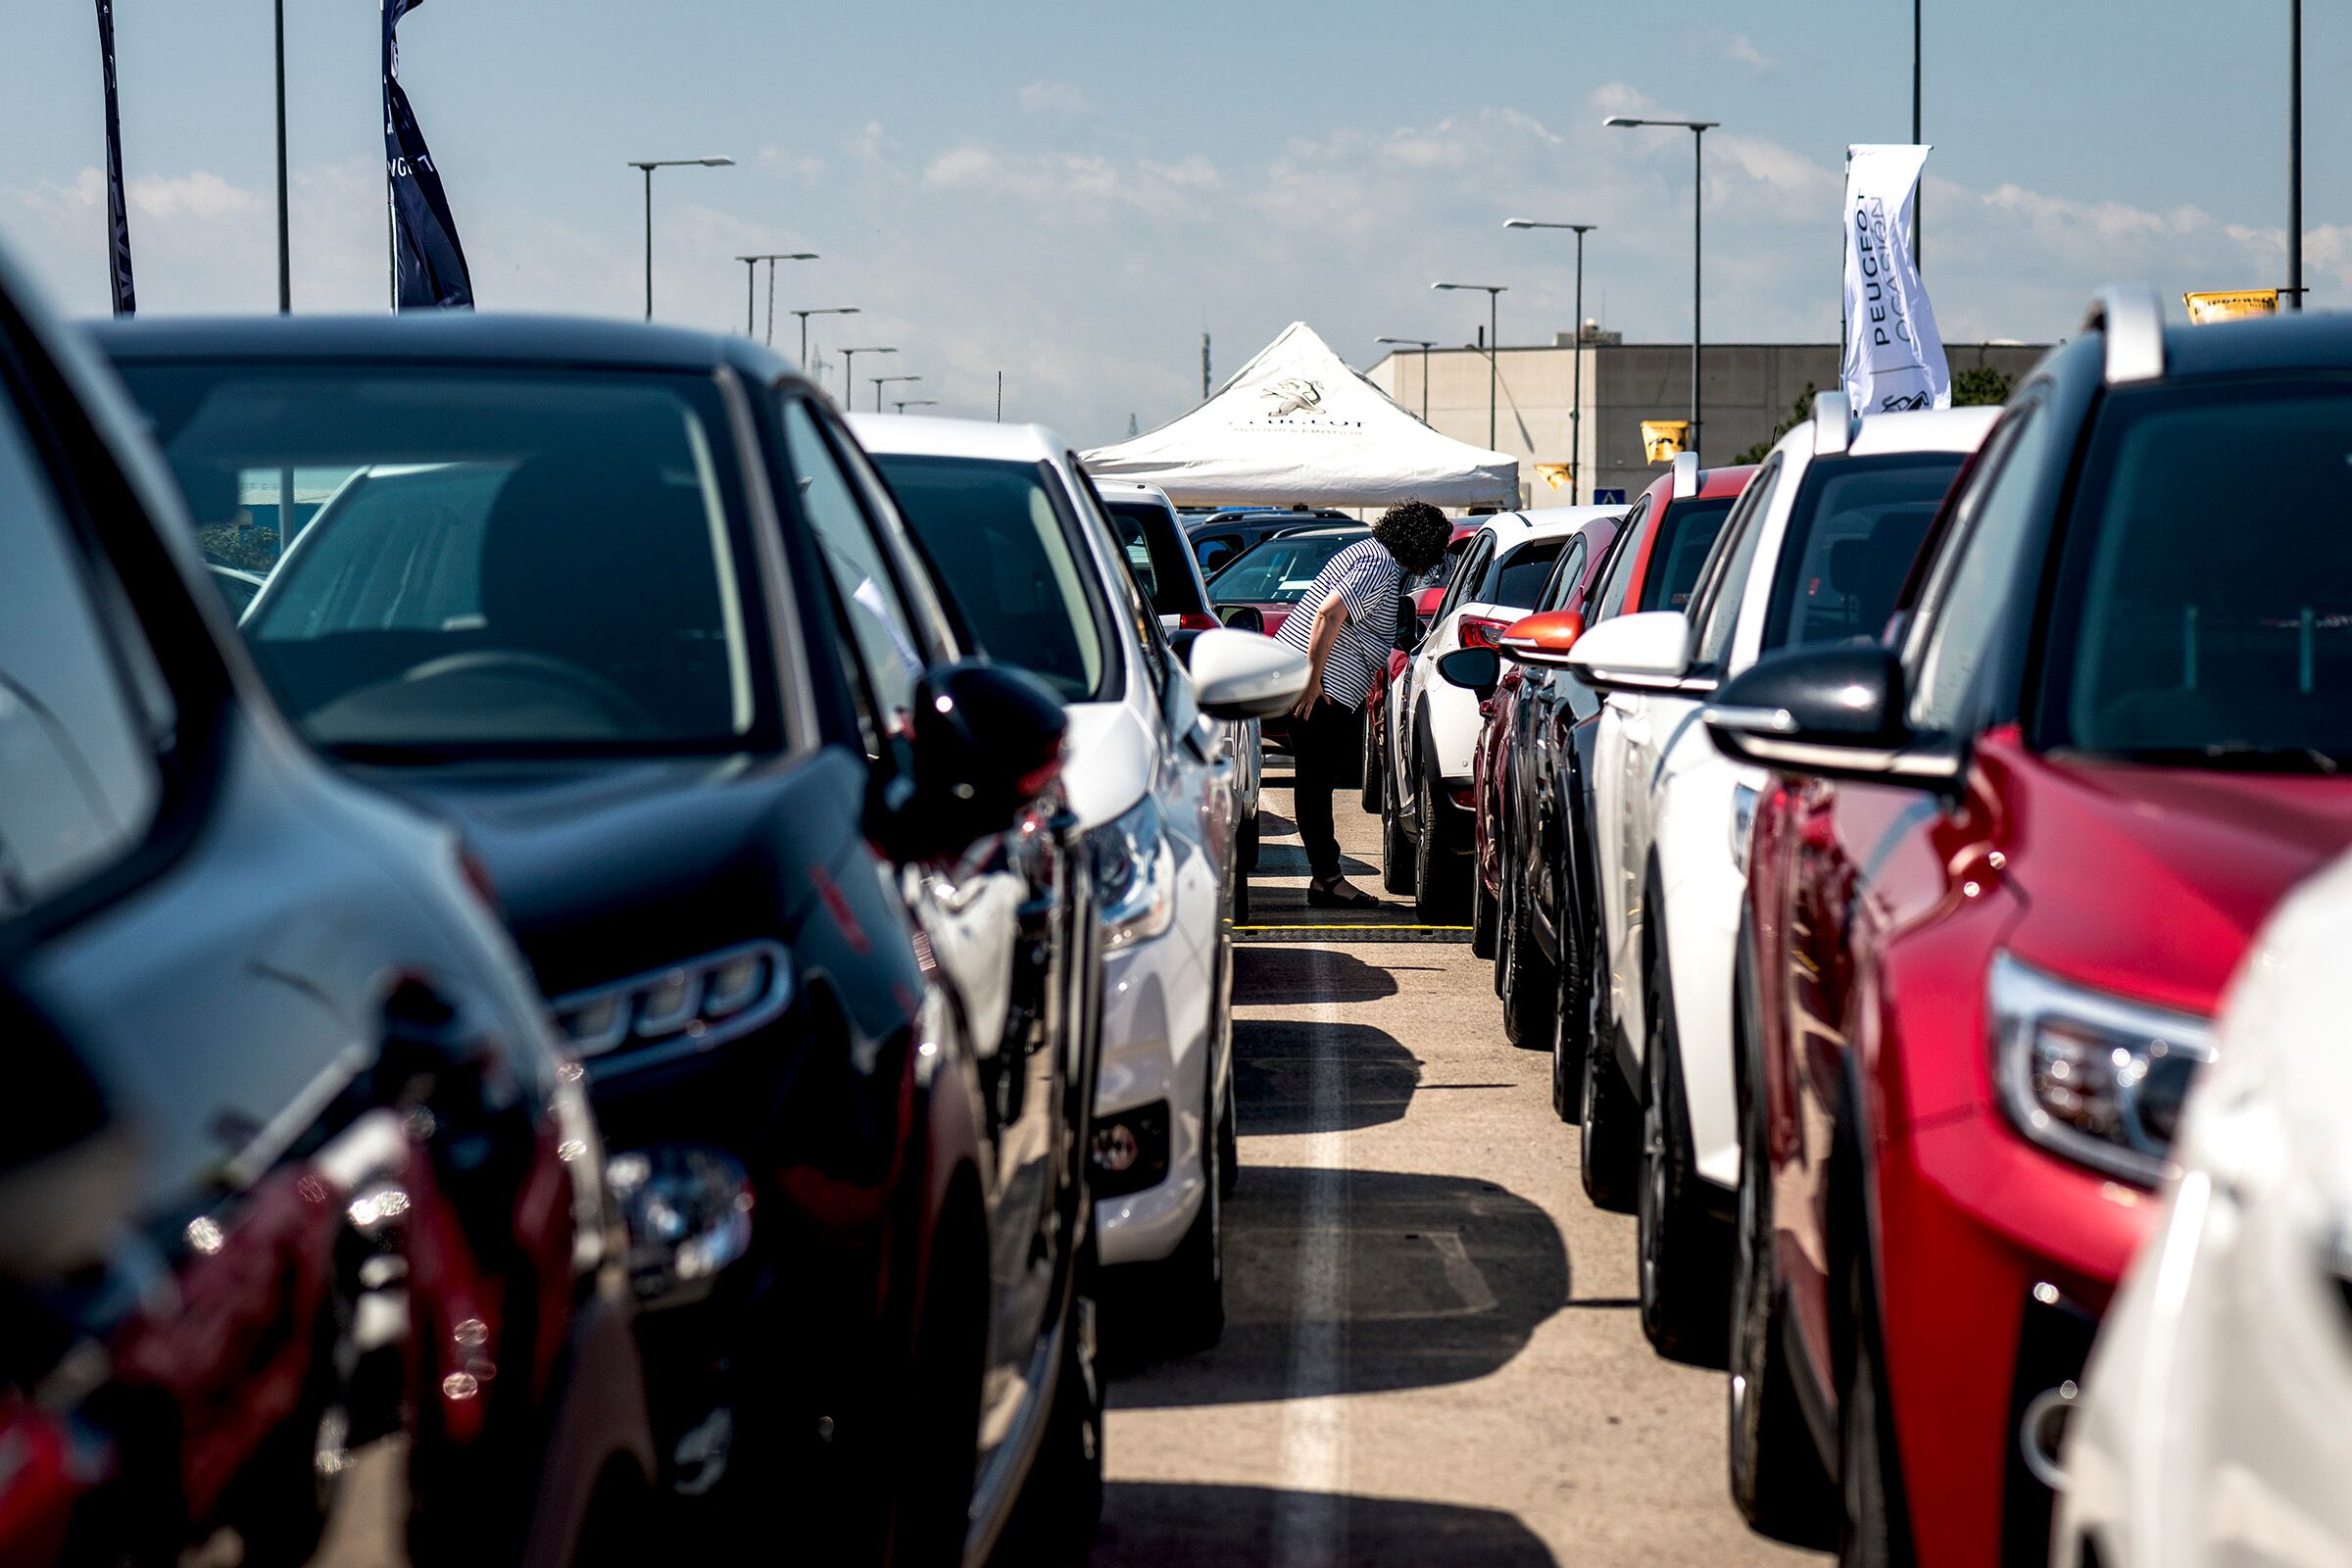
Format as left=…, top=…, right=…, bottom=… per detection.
left=2082, top=284, right=2166, bottom=385
left=1703, top=704, right=1797, bottom=735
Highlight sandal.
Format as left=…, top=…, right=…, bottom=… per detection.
left=1305, top=880, right=1381, bottom=909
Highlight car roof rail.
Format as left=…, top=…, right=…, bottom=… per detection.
left=1813, top=390, right=1856, bottom=455
left=1672, top=450, right=1699, bottom=496
left=2082, top=284, right=2166, bottom=385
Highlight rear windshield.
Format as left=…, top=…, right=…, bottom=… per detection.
left=872, top=454, right=1113, bottom=703
left=1414, top=533, right=1471, bottom=593
left=1207, top=532, right=1368, bottom=604
left=1480, top=538, right=1566, bottom=612
left=1639, top=497, right=1737, bottom=613
left=1762, top=453, right=1963, bottom=652
left=113, top=363, right=767, bottom=757
left=1103, top=498, right=1208, bottom=616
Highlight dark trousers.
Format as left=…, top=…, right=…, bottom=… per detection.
left=1290, top=696, right=1360, bottom=883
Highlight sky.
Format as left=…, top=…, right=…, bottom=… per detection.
left=4, top=2, right=2346, bottom=447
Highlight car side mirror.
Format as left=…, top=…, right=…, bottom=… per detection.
left=1436, top=646, right=1501, bottom=700
left=1189, top=627, right=1310, bottom=720
left=881, top=661, right=1068, bottom=861
left=1218, top=605, right=1265, bottom=635
left=0, top=982, right=140, bottom=1282
left=1565, top=610, right=1703, bottom=695
left=1495, top=609, right=1587, bottom=668
left=1701, top=643, right=1961, bottom=789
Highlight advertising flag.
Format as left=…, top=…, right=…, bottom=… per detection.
left=2183, top=290, right=2278, bottom=324
left=94, top=0, right=135, bottom=317
left=1841, top=144, right=1948, bottom=415
left=384, top=0, right=473, bottom=310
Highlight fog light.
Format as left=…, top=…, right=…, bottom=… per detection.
left=1089, top=1102, right=1170, bottom=1200
left=1093, top=1123, right=1140, bottom=1174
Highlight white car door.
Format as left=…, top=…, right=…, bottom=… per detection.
left=1396, top=528, right=1494, bottom=813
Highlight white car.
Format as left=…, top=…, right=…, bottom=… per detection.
left=2053, top=849, right=2352, bottom=1568
left=1562, top=400, right=1995, bottom=1357
left=852, top=415, right=1305, bottom=1348
left=1384, top=506, right=1620, bottom=918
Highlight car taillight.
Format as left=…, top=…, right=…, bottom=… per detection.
left=1459, top=616, right=1509, bottom=651
left=1178, top=612, right=1219, bottom=631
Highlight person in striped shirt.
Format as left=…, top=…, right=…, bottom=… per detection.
left=1276, top=501, right=1452, bottom=907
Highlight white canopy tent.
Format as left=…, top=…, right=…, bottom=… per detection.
left=1082, top=320, right=1519, bottom=509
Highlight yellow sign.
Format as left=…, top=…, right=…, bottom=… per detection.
left=1536, top=463, right=1575, bottom=491
left=2183, top=290, right=2278, bottom=324
left=1641, top=420, right=1690, bottom=464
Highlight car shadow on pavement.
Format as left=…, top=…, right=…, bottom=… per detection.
left=1233, top=1020, right=1417, bottom=1135
left=1234, top=945, right=1401, bottom=1004
left=1109, top=1166, right=1568, bottom=1402
left=1249, top=843, right=1377, bottom=879
left=1087, top=1483, right=1556, bottom=1566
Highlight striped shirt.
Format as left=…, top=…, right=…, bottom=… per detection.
left=1275, top=536, right=1402, bottom=711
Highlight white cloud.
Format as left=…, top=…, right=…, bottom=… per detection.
left=1721, top=33, right=1778, bottom=73
left=1016, top=79, right=1095, bottom=117
left=128, top=171, right=260, bottom=222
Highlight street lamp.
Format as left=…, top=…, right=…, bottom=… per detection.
left=838, top=346, right=895, bottom=407
left=1604, top=116, right=1716, bottom=460
left=896, top=397, right=940, bottom=415
left=790, top=306, right=858, bottom=368
left=735, top=252, right=818, bottom=341
left=1432, top=282, right=1506, bottom=450
left=2289, top=0, right=2304, bottom=311
left=627, top=157, right=734, bottom=320
left=871, top=373, right=921, bottom=413
left=1375, top=336, right=1438, bottom=422
left=1505, top=220, right=1597, bottom=502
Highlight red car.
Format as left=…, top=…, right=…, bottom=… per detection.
left=1704, top=291, right=2352, bottom=1563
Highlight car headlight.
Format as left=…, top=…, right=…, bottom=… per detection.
left=551, top=941, right=794, bottom=1060
left=1092, top=798, right=1177, bottom=951
left=1989, top=953, right=2215, bottom=1186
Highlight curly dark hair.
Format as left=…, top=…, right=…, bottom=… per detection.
left=1371, top=500, right=1452, bottom=578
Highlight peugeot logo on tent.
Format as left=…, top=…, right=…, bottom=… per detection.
left=1260, top=377, right=1323, bottom=417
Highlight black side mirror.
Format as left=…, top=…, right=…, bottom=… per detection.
left=0, top=981, right=139, bottom=1282
left=1219, top=605, right=1265, bottom=635
left=1436, top=645, right=1501, bottom=701
left=1701, top=642, right=1961, bottom=789
left=883, top=661, right=1068, bottom=861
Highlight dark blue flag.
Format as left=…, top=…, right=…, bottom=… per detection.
left=94, top=0, right=135, bottom=316
left=384, top=0, right=472, bottom=310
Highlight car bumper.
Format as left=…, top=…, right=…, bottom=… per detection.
left=1092, top=910, right=1218, bottom=1268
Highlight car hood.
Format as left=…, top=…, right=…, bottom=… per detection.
left=358, top=753, right=828, bottom=997
left=1060, top=700, right=1154, bottom=832
left=1996, top=735, right=2352, bottom=1015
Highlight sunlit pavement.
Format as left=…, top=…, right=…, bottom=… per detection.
left=1089, top=759, right=1822, bottom=1567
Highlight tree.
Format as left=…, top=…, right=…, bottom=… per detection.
left=1951, top=364, right=2015, bottom=407
left=1734, top=382, right=1817, bottom=466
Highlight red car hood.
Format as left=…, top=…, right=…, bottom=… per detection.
left=1992, top=733, right=2352, bottom=1014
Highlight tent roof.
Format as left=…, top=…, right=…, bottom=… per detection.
left=1081, top=320, right=1518, bottom=509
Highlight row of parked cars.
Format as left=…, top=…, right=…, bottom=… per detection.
left=1356, top=287, right=2352, bottom=1566
left=0, top=241, right=1310, bottom=1567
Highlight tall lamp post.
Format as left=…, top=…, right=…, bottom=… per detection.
left=871, top=373, right=921, bottom=412
left=1375, top=336, right=1438, bottom=421
left=896, top=397, right=940, bottom=415
left=790, top=306, right=858, bottom=368
left=735, top=252, right=817, bottom=340
left=1431, top=282, right=1506, bottom=450
left=1604, top=116, right=1716, bottom=461
left=626, top=157, right=733, bottom=320
left=1505, top=220, right=1597, bottom=502
left=273, top=0, right=290, bottom=314
left=2289, top=0, right=2304, bottom=311
left=838, top=346, right=895, bottom=407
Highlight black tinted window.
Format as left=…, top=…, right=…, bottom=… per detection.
left=1104, top=499, right=1207, bottom=616
left=1639, top=497, right=1736, bottom=612
left=1207, top=532, right=1367, bottom=605
left=1483, top=539, right=1565, bottom=611
left=1762, top=453, right=1961, bottom=653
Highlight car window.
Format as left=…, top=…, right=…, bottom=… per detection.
left=1691, top=459, right=1781, bottom=670
left=1195, top=532, right=1241, bottom=576
left=1537, top=536, right=1588, bottom=612
left=1438, top=532, right=1494, bottom=621
left=1414, top=532, right=1472, bottom=595
left=1908, top=399, right=2054, bottom=733
left=871, top=453, right=1114, bottom=703
left=1592, top=497, right=1648, bottom=622
left=1761, top=451, right=1966, bottom=655
left=1206, top=532, right=1366, bottom=604
left=0, top=394, right=163, bottom=914
left=117, top=363, right=768, bottom=755
left=1073, top=463, right=1167, bottom=696
left=1482, top=538, right=1566, bottom=612
left=1102, top=498, right=1206, bottom=617
left=781, top=400, right=924, bottom=766
left=1638, top=497, right=1738, bottom=613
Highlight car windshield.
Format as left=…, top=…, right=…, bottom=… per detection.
left=871, top=454, right=1111, bottom=703
left=1481, top=538, right=1566, bottom=611
left=1414, top=534, right=1470, bottom=594
left=1639, top=497, right=1737, bottom=612
left=112, top=363, right=766, bottom=757
left=2041, top=381, right=2352, bottom=761
left=1762, top=453, right=1964, bottom=652
left=1209, top=532, right=1367, bottom=604
left=1102, top=498, right=1206, bottom=616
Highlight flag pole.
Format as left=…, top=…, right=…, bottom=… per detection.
left=93, top=0, right=137, bottom=316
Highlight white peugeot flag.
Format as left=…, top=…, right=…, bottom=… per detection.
left=1841, top=144, right=1949, bottom=415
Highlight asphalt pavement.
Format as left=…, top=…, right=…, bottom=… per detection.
left=1089, top=757, right=1825, bottom=1567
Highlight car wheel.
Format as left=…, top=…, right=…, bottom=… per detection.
left=1232, top=864, right=1250, bottom=924
left=995, top=1261, right=1105, bottom=1561
left=1500, top=867, right=1556, bottom=1050
left=1838, top=1254, right=1916, bottom=1568
left=1471, top=856, right=1498, bottom=960
left=1217, top=1066, right=1239, bottom=1201
left=1549, top=880, right=1591, bottom=1120
left=1637, top=926, right=1732, bottom=1364
left=1729, top=983, right=1836, bottom=1544
left=1411, top=748, right=1462, bottom=921
left=1491, top=867, right=1510, bottom=997
left=1579, top=1015, right=1640, bottom=1212
left=1380, top=744, right=1414, bottom=896
left=1238, top=808, right=1260, bottom=873
left=1358, top=709, right=1382, bottom=813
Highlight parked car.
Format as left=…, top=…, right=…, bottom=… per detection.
left=1383, top=507, right=1620, bottom=919
left=853, top=415, right=1308, bottom=1350
left=101, top=314, right=1105, bottom=1565
left=1545, top=403, right=1994, bottom=1361
left=1204, top=523, right=1370, bottom=642
left=1094, top=474, right=1263, bottom=882
left=1700, top=288, right=2352, bottom=1564
left=3, top=257, right=654, bottom=1565
left=1182, top=506, right=1353, bottom=575
left=2056, top=846, right=2352, bottom=1568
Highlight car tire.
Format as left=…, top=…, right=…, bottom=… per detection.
left=1146, top=1071, right=1226, bottom=1353
left=878, top=1207, right=988, bottom=1567
left=1238, top=808, right=1260, bottom=873
left=1548, top=915, right=1588, bottom=1122
left=1232, top=865, right=1250, bottom=924
left=1638, top=924, right=1732, bottom=1365
left=1217, top=1066, right=1239, bottom=1200
left=1411, top=747, right=1462, bottom=922
left=1728, top=980, right=1836, bottom=1544
left=1358, top=710, right=1382, bottom=814
left=1579, top=1016, right=1641, bottom=1212
left=1838, top=1253, right=1916, bottom=1568
left=1500, top=868, right=1556, bottom=1051
left=1471, top=857, right=1498, bottom=960
left=1380, top=746, right=1414, bottom=896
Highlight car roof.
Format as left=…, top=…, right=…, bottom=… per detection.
left=2145, top=310, right=2352, bottom=379
left=1840, top=405, right=2003, bottom=456
left=1469, top=507, right=1613, bottom=547
left=846, top=412, right=1071, bottom=463
left=1639, top=461, right=1758, bottom=512
left=1093, top=477, right=1173, bottom=504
